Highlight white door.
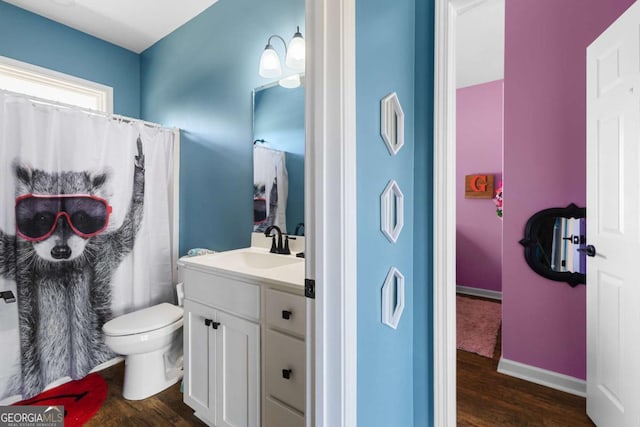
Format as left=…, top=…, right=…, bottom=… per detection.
left=215, top=310, right=260, bottom=427
left=587, top=3, right=640, bottom=426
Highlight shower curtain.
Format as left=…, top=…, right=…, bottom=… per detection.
left=0, top=91, right=177, bottom=402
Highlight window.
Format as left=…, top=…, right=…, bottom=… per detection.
left=0, top=56, right=113, bottom=113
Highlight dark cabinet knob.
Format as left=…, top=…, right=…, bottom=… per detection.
left=282, top=310, right=292, bottom=320
left=577, top=245, right=597, bottom=257
left=282, top=369, right=292, bottom=380
left=204, top=319, right=220, bottom=329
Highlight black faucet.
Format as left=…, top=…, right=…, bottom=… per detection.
left=264, top=225, right=290, bottom=255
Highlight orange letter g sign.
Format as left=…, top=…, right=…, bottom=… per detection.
left=470, top=175, right=488, bottom=192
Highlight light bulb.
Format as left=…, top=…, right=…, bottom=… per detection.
left=279, top=74, right=301, bottom=89
left=285, top=28, right=305, bottom=72
left=259, top=45, right=282, bottom=78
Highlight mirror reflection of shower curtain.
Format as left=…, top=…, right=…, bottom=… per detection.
left=0, top=91, right=176, bottom=403
left=253, top=145, right=288, bottom=233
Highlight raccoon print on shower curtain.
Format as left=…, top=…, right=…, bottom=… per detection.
left=0, top=92, right=177, bottom=402
left=0, top=140, right=144, bottom=399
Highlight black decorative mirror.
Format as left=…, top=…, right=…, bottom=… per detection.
left=519, top=203, right=586, bottom=287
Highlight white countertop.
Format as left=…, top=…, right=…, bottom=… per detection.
left=179, top=246, right=305, bottom=289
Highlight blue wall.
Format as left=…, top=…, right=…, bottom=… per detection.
left=0, top=1, right=140, bottom=118
left=413, top=0, right=435, bottom=425
left=253, top=84, right=305, bottom=234
left=141, top=0, right=304, bottom=254
left=356, top=0, right=416, bottom=425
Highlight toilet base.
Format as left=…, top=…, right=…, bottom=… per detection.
left=122, top=345, right=183, bottom=400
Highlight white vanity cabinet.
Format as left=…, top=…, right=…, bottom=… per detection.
left=183, top=268, right=260, bottom=427
left=181, top=250, right=306, bottom=427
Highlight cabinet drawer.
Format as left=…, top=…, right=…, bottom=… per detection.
left=265, top=288, right=305, bottom=336
left=264, top=396, right=304, bottom=427
left=183, top=268, right=259, bottom=321
left=264, top=329, right=305, bottom=413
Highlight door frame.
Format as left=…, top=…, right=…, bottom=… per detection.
left=308, top=0, right=462, bottom=424
left=306, top=0, right=358, bottom=426
left=434, top=0, right=462, bottom=425
left=310, top=0, right=459, bottom=423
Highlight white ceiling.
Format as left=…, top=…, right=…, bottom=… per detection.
left=3, top=0, right=219, bottom=53
left=456, top=0, right=505, bottom=88
left=6, top=0, right=504, bottom=85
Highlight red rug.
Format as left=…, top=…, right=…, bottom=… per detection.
left=456, top=295, right=501, bottom=358
left=13, top=373, right=108, bottom=427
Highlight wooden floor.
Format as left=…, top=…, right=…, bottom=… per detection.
left=457, top=302, right=595, bottom=426
left=88, top=321, right=594, bottom=426
left=87, top=362, right=205, bottom=427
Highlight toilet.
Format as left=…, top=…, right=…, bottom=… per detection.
left=103, top=302, right=184, bottom=400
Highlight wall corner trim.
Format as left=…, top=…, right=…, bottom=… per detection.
left=434, top=0, right=458, bottom=425
left=307, top=0, right=357, bottom=425
left=497, top=357, right=587, bottom=397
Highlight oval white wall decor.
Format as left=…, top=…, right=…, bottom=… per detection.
left=380, top=180, right=404, bottom=243
left=380, top=92, right=405, bottom=155
left=382, top=266, right=405, bottom=329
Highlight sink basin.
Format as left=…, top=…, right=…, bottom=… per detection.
left=179, top=247, right=304, bottom=286
left=214, top=250, right=301, bottom=270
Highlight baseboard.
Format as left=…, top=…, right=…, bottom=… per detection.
left=456, top=285, right=502, bottom=301
left=91, top=356, right=125, bottom=373
left=497, top=357, right=586, bottom=397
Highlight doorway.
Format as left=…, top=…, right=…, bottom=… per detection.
left=436, top=0, right=637, bottom=424
left=454, top=0, right=504, bottom=301
left=432, top=0, right=500, bottom=422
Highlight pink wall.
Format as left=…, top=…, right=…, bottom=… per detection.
left=502, top=0, right=634, bottom=380
left=456, top=80, right=503, bottom=292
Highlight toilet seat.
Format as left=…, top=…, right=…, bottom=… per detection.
left=104, top=303, right=183, bottom=336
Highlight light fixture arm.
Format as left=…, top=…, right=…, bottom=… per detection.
left=266, top=34, right=287, bottom=55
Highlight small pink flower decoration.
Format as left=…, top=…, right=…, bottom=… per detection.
left=493, top=180, right=503, bottom=219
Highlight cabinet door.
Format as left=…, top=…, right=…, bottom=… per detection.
left=215, top=311, right=260, bottom=427
left=183, top=299, right=217, bottom=424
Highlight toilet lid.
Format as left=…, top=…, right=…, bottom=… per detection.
left=103, top=303, right=183, bottom=336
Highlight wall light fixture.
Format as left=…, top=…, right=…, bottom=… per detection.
left=258, top=26, right=305, bottom=88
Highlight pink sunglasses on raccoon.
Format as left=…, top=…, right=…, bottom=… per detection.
left=15, top=194, right=112, bottom=242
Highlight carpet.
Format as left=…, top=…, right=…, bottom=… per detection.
left=456, top=295, right=501, bottom=358
left=13, top=373, right=108, bottom=427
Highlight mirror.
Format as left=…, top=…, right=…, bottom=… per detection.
left=519, top=203, right=586, bottom=287
left=252, top=82, right=305, bottom=235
